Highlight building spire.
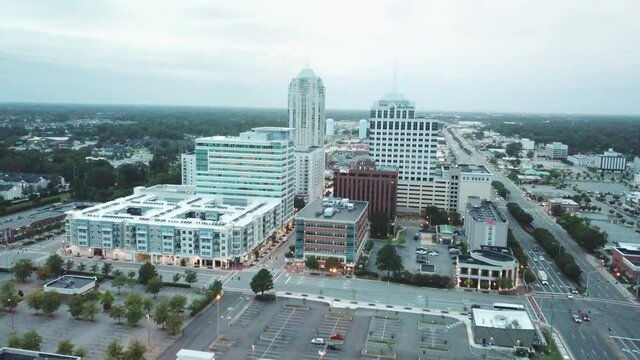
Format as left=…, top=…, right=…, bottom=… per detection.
left=390, top=66, right=399, bottom=94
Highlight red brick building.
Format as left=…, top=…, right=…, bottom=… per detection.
left=333, top=160, right=397, bottom=222
left=612, top=243, right=640, bottom=283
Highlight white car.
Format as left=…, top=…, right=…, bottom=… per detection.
left=572, top=314, right=582, bottom=323
left=567, top=294, right=574, bottom=299
left=532, top=257, right=538, bottom=262
left=416, top=249, right=428, bottom=255
left=311, top=338, right=325, bottom=345
left=429, top=252, right=439, bottom=256
left=538, top=256, right=545, bottom=261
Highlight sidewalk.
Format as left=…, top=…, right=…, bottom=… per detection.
left=585, top=253, right=637, bottom=302
left=552, top=329, right=574, bottom=360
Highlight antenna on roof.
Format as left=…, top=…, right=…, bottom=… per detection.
left=390, top=62, right=399, bottom=94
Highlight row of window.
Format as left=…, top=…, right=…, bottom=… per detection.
left=370, top=109, right=415, bottom=119
left=371, top=120, right=437, bottom=131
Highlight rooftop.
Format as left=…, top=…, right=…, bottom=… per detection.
left=548, top=198, right=579, bottom=206
left=0, top=347, right=80, bottom=360
left=66, top=185, right=280, bottom=229
left=296, top=198, right=368, bottom=223
left=44, top=275, right=96, bottom=290
left=458, top=164, right=492, bottom=175
left=466, top=197, right=508, bottom=224
left=472, top=309, right=534, bottom=330
left=436, top=224, right=454, bottom=234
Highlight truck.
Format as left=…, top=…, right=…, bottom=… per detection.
left=538, top=270, right=549, bottom=285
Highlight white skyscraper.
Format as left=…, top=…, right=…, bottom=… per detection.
left=326, top=118, right=335, bottom=138
left=288, top=66, right=326, bottom=147
left=289, top=66, right=326, bottom=203
left=195, top=127, right=296, bottom=223
left=358, top=119, right=368, bottom=139
left=180, top=153, right=196, bottom=185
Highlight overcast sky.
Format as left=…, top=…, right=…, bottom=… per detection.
left=1, top=0, right=640, bottom=114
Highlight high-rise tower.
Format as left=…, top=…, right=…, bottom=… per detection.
left=288, top=66, right=326, bottom=147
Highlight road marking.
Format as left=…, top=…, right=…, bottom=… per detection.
left=611, top=336, right=640, bottom=341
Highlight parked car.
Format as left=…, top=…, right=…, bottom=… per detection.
left=330, top=333, right=344, bottom=341
left=581, top=313, right=591, bottom=321
left=572, top=314, right=582, bottom=323
left=311, top=338, right=325, bottom=345
left=327, top=344, right=341, bottom=351
left=567, top=294, right=574, bottom=299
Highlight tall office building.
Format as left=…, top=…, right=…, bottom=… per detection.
left=195, top=127, right=296, bottom=223
left=359, top=119, right=368, bottom=139
left=368, top=86, right=441, bottom=213
left=464, top=196, right=508, bottom=250
left=289, top=66, right=327, bottom=202
left=544, top=142, right=568, bottom=159
left=288, top=66, right=326, bottom=147
left=326, top=118, right=335, bottom=138
left=180, top=153, right=196, bottom=185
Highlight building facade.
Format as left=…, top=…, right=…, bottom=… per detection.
left=65, top=185, right=282, bottom=268
left=456, top=164, right=493, bottom=214
left=471, top=309, right=535, bottom=348
left=333, top=160, right=398, bottom=222
left=181, top=153, right=196, bottom=185
left=546, top=198, right=580, bottom=214
left=520, top=138, right=535, bottom=151
left=456, top=246, right=519, bottom=290
left=194, top=127, right=296, bottom=224
left=288, top=67, right=326, bottom=148
left=294, top=146, right=325, bottom=202
left=325, top=118, right=335, bottom=138
left=358, top=119, right=368, bottom=139
left=464, top=197, right=508, bottom=250
left=0, top=184, right=22, bottom=200
left=544, top=142, right=568, bottom=159
left=295, top=198, right=369, bottom=270
left=594, top=148, right=627, bottom=172
left=611, top=243, right=640, bottom=284
left=567, top=154, right=593, bottom=167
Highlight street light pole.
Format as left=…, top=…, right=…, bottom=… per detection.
left=215, top=294, right=222, bottom=338
left=8, top=299, right=14, bottom=333
left=145, top=314, right=151, bottom=349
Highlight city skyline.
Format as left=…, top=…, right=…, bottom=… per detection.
left=1, top=1, right=640, bottom=115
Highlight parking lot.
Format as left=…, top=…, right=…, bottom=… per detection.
left=219, top=298, right=475, bottom=360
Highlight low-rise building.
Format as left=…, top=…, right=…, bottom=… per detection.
left=472, top=308, right=535, bottom=348
left=295, top=198, right=369, bottom=271
left=65, top=185, right=283, bottom=268
left=176, top=349, right=215, bottom=360
left=624, top=192, right=640, bottom=212
left=594, top=148, right=627, bottom=172
left=567, top=154, right=593, bottom=167
left=0, top=184, right=22, bottom=200
left=44, top=275, right=97, bottom=295
left=611, top=243, right=640, bottom=284
left=435, top=224, right=455, bottom=244
left=520, top=138, right=535, bottom=151
left=546, top=198, right=580, bottom=214
left=464, top=197, right=508, bottom=250
left=457, top=246, right=519, bottom=290
left=544, top=142, right=568, bottom=159
left=0, top=347, right=81, bottom=360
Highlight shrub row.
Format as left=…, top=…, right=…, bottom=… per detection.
left=382, top=271, right=453, bottom=289
left=491, top=180, right=510, bottom=199
left=531, top=228, right=582, bottom=282
left=506, top=202, right=533, bottom=226
left=506, top=229, right=528, bottom=268
left=354, top=270, right=379, bottom=279
left=556, top=214, right=607, bottom=251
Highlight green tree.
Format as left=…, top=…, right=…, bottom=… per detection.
left=146, top=276, right=163, bottom=298
left=168, top=294, right=187, bottom=313
left=101, top=291, right=115, bottom=311
left=67, top=295, right=84, bottom=319
left=370, top=212, right=390, bottom=238
left=64, top=259, right=74, bottom=272
left=166, top=312, right=184, bottom=335
left=505, top=142, right=523, bottom=157
left=74, top=347, right=88, bottom=358
left=184, top=270, right=198, bottom=287
left=21, top=330, right=43, bottom=351
left=154, top=300, right=170, bottom=329
left=123, top=339, right=147, bottom=360
left=12, top=259, right=34, bottom=282
left=305, top=256, right=320, bottom=270
left=90, top=264, right=99, bottom=274
left=138, top=262, right=158, bottom=285
left=102, top=262, right=113, bottom=276
left=77, top=263, right=87, bottom=272
left=105, top=340, right=125, bottom=360
left=36, top=266, right=51, bottom=283
left=463, top=278, right=474, bottom=288
left=57, top=339, right=75, bottom=355
left=41, top=291, right=62, bottom=316
left=82, top=300, right=100, bottom=321
left=1, top=283, right=19, bottom=312
left=109, top=305, right=126, bottom=324
left=143, top=297, right=154, bottom=313
left=375, top=243, right=403, bottom=277
left=45, top=254, right=64, bottom=276
left=250, top=268, right=274, bottom=295
left=27, top=292, right=45, bottom=315
left=8, top=334, right=23, bottom=349
left=124, top=293, right=144, bottom=326
left=497, top=277, right=514, bottom=289
left=112, top=273, right=128, bottom=295
left=172, top=273, right=182, bottom=283
left=324, top=257, right=342, bottom=271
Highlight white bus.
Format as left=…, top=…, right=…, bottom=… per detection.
left=493, top=302, right=525, bottom=311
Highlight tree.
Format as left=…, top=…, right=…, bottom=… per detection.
left=27, top=292, right=45, bottom=315
left=105, top=340, right=125, bottom=360
left=45, top=254, right=64, bottom=276
left=146, top=276, right=163, bottom=298
left=168, top=294, right=187, bottom=313
left=505, top=142, right=523, bottom=157
left=41, top=291, right=62, bottom=316
left=370, top=212, right=390, bottom=238
left=109, top=305, right=126, bottom=324
left=375, top=243, right=403, bottom=277
left=8, top=334, right=23, bottom=349
left=12, top=259, right=34, bottom=282
left=57, top=339, right=75, bottom=355
left=166, top=313, right=184, bottom=335
left=143, top=297, right=154, bottom=313
left=124, top=339, right=147, bottom=360
left=250, top=268, right=274, bottom=295
left=82, top=300, right=100, bottom=321
left=67, top=295, right=84, bottom=319
left=0, top=283, right=19, bottom=312
left=64, top=259, right=74, bottom=272
left=497, top=277, right=514, bottom=289
left=77, top=263, right=87, bottom=272
left=36, top=266, right=51, bottom=283
left=90, top=264, right=99, bottom=274
left=138, top=262, right=158, bottom=285
left=172, top=273, right=182, bottom=283
left=463, top=278, right=474, bottom=288
left=21, top=330, right=43, bottom=351
left=325, top=257, right=342, bottom=271
left=305, top=256, right=320, bottom=270
left=294, top=196, right=306, bottom=210
left=112, top=273, right=128, bottom=295
left=102, top=262, right=113, bottom=276
left=184, top=270, right=198, bottom=287
left=74, top=347, right=88, bottom=358
left=101, top=291, right=115, bottom=311
left=154, top=300, right=170, bottom=329
left=124, top=293, right=144, bottom=326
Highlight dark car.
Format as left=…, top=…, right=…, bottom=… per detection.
left=581, top=313, right=591, bottom=321
left=327, top=344, right=341, bottom=351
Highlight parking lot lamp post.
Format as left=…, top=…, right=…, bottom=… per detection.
left=146, top=314, right=150, bottom=349
left=216, top=293, right=222, bottom=338
left=7, top=299, right=14, bottom=333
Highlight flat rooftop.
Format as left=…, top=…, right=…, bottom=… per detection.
left=66, top=185, right=280, bottom=229
left=467, top=198, right=508, bottom=224
left=458, top=164, right=492, bottom=175
left=548, top=198, right=579, bottom=206
left=44, top=275, right=95, bottom=289
left=296, top=198, right=368, bottom=223
left=0, top=348, right=80, bottom=360
left=472, top=308, right=534, bottom=330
